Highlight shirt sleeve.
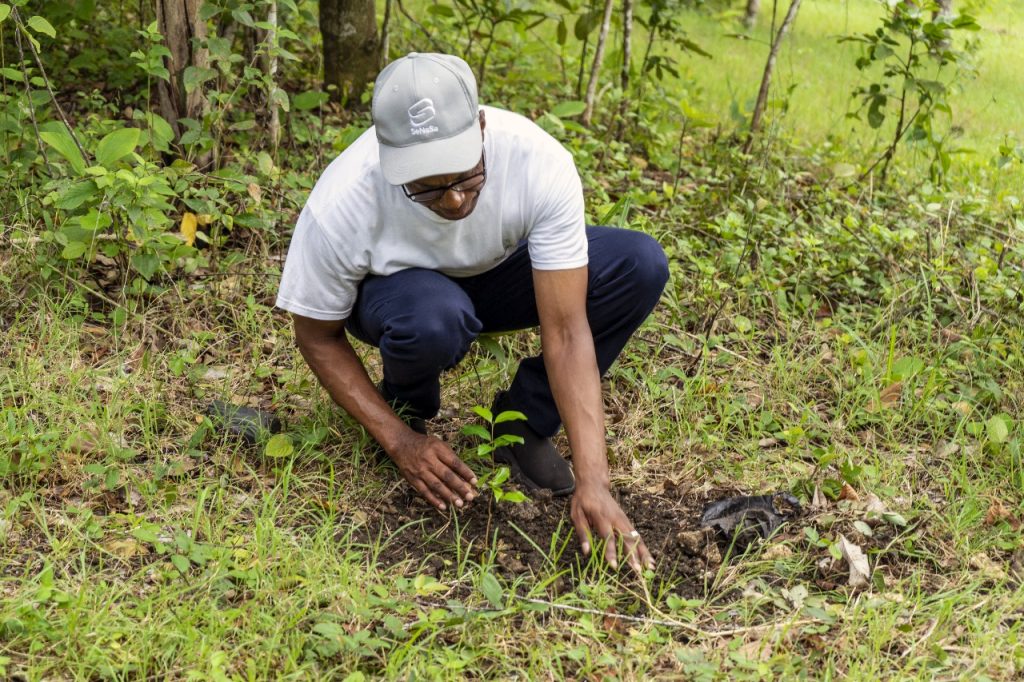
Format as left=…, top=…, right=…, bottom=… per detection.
left=526, top=149, right=589, bottom=271
left=275, top=206, right=364, bottom=320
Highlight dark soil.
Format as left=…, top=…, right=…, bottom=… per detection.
left=357, top=480, right=737, bottom=597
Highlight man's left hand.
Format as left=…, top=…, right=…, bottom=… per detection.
left=570, top=483, right=655, bottom=574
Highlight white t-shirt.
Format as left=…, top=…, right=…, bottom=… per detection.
left=275, top=106, right=588, bottom=321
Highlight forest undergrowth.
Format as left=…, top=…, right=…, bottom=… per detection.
left=1, top=0, right=1023, bottom=679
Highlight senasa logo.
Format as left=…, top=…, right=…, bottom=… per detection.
left=408, top=98, right=436, bottom=127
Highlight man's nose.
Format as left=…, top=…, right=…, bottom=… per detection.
left=438, top=188, right=466, bottom=210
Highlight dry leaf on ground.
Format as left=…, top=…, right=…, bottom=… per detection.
left=811, top=486, right=828, bottom=510
left=838, top=534, right=871, bottom=587
left=839, top=483, right=860, bottom=502
left=868, top=382, right=903, bottom=412
left=984, top=500, right=1020, bottom=530
left=103, top=538, right=146, bottom=559
left=969, top=553, right=1007, bottom=581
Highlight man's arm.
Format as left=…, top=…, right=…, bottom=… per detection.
left=291, top=314, right=477, bottom=511
left=533, top=267, right=654, bottom=573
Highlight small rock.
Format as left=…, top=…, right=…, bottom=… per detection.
left=497, top=552, right=528, bottom=574
left=676, top=529, right=711, bottom=555
left=762, top=543, right=793, bottom=560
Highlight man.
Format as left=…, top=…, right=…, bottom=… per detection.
left=276, top=52, right=668, bottom=573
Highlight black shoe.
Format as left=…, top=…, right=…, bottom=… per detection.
left=491, top=391, right=575, bottom=496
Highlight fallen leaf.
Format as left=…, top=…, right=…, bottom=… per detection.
left=935, top=441, right=960, bottom=458
left=839, top=483, right=860, bottom=502
left=103, top=538, right=146, bottom=559
left=878, top=381, right=903, bottom=408
left=601, top=607, right=628, bottom=635
left=737, top=637, right=773, bottom=662
left=939, top=327, right=963, bottom=342
left=969, top=553, right=1007, bottom=581
left=984, top=500, right=1020, bottom=530
left=762, top=543, right=793, bottom=560
left=758, top=437, right=779, bottom=449
left=811, top=486, right=828, bottom=510
left=247, top=182, right=263, bottom=203
left=180, top=212, right=198, bottom=246
left=951, top=401, right=972, bottom=416
left=838, top=534, right=871, bottom=588
left=861, top=493, right=887, bottom=517
left=199, top=365, right=231, bottom=381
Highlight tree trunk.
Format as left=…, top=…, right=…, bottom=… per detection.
left=155, top=0, right=208, bottom=139
left=320, top=0, right=379, bottom=105
left=744, top=0, right=803, bottom=151
left=743, top=0, right=761, bottom=30
left=582, top=0, right=615, bottom=127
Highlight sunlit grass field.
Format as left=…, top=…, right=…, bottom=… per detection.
left=668, top=0, right=1024, bottom=186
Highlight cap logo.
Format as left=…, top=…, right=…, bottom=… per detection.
left=408, top=98, right=436, bottom=127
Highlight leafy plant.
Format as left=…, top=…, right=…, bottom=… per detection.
left=460, top=406, right=529, bottom=503
left=842, top=0, right=980, bottom=183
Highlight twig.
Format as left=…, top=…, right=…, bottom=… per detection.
left=582, top=0, right=615, bottom=127
left=11, top=13, right=48, bottom=170
left=394, top=0, right=446, bottom=53
left=744, top=0, right=803, bottom=152
left=516, top=596, right=814, bottom=637
left=12, top=7, right=89, bottom=162
left=379, top=0, right=392, bottom=69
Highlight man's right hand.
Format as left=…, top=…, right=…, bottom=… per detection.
left=388, top=431, right=478, bottom=512
left=290, top=314, right=478, bottom=513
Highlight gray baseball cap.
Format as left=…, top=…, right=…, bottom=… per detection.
left=372, top=52, right=482, bottom=185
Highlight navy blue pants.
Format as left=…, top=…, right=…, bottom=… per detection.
left=347, top=226, right=669, bottom=437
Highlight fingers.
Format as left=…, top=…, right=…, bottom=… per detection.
left=436, top=466, right=476, bottom=507
left=570, top=506, right=593, bottom=556
left=601, top=527, right=653, bottom=574
left=440, top=449, right=478, bottom=488
left=401, top=438, right=480, bottom=512
left=411, top=477, right=447, bottom=512
left=621, top=532, right=652, bottom=574
left=420, top=470, right=474, bottom=512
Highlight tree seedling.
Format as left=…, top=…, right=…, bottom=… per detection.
left=461, top=406, right=529, bottom=503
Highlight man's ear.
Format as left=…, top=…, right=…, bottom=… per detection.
left=479, top=109, right=486, bottom=136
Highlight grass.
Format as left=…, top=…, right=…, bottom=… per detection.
left=3, top=183, right=1024, bottom=678
left=663, top=0, right=1024, bottom=190
left=2, top=1, right=1024, bottom=677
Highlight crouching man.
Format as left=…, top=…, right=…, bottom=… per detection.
left=276, top=52, right=668, bottom=572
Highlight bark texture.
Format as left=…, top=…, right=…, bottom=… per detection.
left=743, top=0, right=761, bottom=30
left=155, top=0, right=208, bottom=137
left=745, top=0, right=803, bottom=151
left=582, top=0, right=615, bottom=127
left=320, top=0, right=379, bottom=104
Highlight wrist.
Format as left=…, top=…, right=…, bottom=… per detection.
left=574, top=474, right=610, bottom=494
left=378, top=420, right=421, bottom=457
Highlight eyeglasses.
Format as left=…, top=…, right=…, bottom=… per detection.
left=402, top=155, right=487, bottom=204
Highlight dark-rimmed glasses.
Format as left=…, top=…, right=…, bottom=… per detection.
left=402, top=155, right=486, bottom=204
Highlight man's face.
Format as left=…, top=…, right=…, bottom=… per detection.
left=403, top=153, right=486, bottom=221
left=401, top=110, right=487, bottom=221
